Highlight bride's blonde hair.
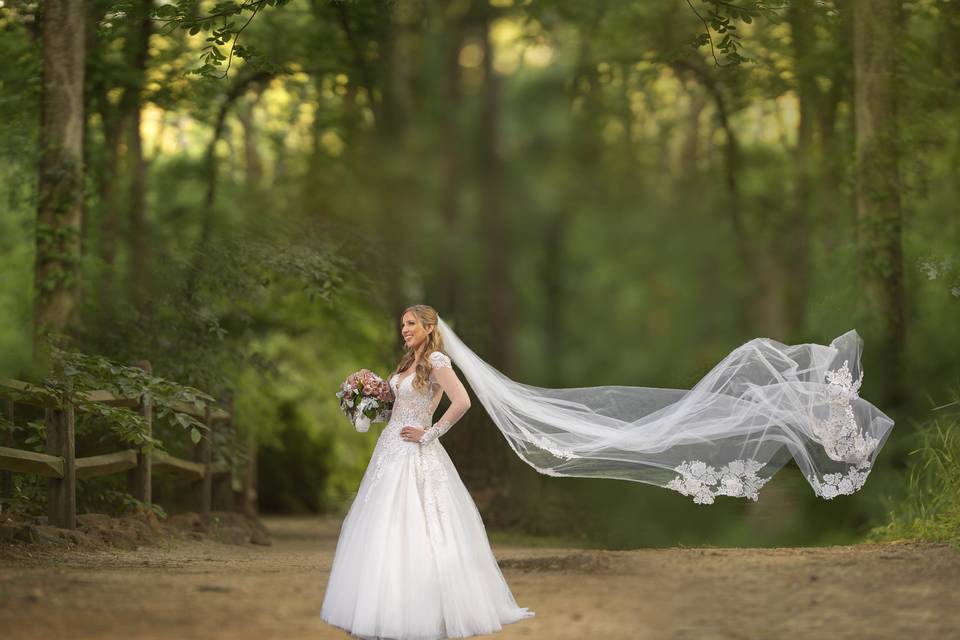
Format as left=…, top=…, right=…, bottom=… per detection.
left=394, top=304, right=446, bottom=391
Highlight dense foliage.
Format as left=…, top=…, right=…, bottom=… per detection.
left=869, top=389, right=960, bottom=549
left=1, top=0, right=957, bottom=546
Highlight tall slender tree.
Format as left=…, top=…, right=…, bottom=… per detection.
left=786, top=0, right=816, bottom=340
left=852, top=0, right=905, bottom=404
left=35, top=0, right=86, bottom=341
left=125, top=0, right=153, bottom=305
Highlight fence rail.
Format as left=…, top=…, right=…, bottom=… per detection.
left=0, top=446, right=63, bottom=477
left=0, top=362, right=258, bottom=530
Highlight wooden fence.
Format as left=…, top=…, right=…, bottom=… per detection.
left=0, top=362, right=258, bottom=530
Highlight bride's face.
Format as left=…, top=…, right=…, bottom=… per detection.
left=401, top=312, right=431, bottom=351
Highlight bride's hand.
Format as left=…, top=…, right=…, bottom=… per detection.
left=400, top=426, right=425, bottom=442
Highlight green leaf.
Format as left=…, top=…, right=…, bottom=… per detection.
left=190, top=427, right=202, bottom=444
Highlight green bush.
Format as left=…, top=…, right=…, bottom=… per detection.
left=869, top=391, right=960, bottom=548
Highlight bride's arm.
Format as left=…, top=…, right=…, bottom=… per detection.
left=419, top=351, right=470, bottom=445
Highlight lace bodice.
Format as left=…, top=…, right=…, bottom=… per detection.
left=386, top=362, right=446, bottom=430
left=362, top=351, right=457, bottom=503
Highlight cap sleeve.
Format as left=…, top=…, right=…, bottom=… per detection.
left=428, top=351, right=452, bottom=377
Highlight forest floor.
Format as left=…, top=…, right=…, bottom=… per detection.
left=1, top=514, right=958, bottom=640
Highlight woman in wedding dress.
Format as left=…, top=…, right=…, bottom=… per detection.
left=321, top=300, right=895, bottom=637
left=320, top=305, right=535, bottom=640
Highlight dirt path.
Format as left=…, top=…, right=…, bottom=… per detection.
left=1, top=515, right=958, bottom=640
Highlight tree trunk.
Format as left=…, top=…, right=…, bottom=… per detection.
left=445, top=13, right=512, bottom=511
left=185, top=72, right=272, bottom=301
left=679, top=84, right=707, bottom=176
left=95, top=110, right=124, bottom=300
left=816, top=14, right=851, bottom=253
left=852, top=0, right=905, bottom=405
left=438, top=2, right=464, bottom=315
left=127, top=106, right=149, bottom=305
left=476, top=9, right=543, bottom=530
left=786, top=0, right=816, bottom=340
left=542, top=211, right=569, bottom=386
left=672, top=60, right=752, bottom=335
left=126, top=1, right=152, bottom=306
left=479, top=14, right=510, bottom=378
left=35, top=0, right=86, bottom=340
left=236, top=96, right=264, bottom=196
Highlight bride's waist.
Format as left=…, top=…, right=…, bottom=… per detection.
left=386, top=414, right=430, bottom=428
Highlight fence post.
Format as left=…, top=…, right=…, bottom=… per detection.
left=192, top=405, right=213, bottom=523
left=1, top=400, right=14, bottom=511
left=126, top=360, right=153, bottom=505
left=46, top=385, right=76, bottom=529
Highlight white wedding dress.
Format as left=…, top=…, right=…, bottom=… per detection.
left=320, top=351, right=535, bottom=640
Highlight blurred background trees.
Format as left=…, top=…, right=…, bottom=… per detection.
left=1, top=0, right=957, bottom=547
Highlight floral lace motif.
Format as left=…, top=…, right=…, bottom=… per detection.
left=428, top=350, right=452, bottom=370
left=531, top=434, right=580, bottom=460
left=531, top=463, right=565, bottom=477
left=808, top=462, right=872, bottom=499
left=420, top=352, right=454, bottom=542
left=666, top=459, right=770, bottom=504
left=812, top=360, right=879, bottom=465
left=419, top=417, right=452, bottom=445
left=513, top=423, right=581, bottom=461
left=415, top=445, right=450, bottom=542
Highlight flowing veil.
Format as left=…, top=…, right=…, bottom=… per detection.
left=435, top=316, right=895, bottom=504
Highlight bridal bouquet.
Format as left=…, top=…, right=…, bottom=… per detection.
left=337, top=369, right=395, bottom=432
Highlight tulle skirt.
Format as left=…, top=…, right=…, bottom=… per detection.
left=320, top=439, right=535, bottom=639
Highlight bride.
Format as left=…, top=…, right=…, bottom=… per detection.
left=320, top=305, right=536, bottom=640
left=321, top=303, right=895, bottom=638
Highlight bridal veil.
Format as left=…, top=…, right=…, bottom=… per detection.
left=435, top=316, right=895, bottom=504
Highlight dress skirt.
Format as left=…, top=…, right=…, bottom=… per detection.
left=320, top=435, right=535, bottom=640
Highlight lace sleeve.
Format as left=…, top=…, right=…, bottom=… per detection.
left=420, top=352, right=469, bottom=445
left=427, top=351, right=452, bottom=377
